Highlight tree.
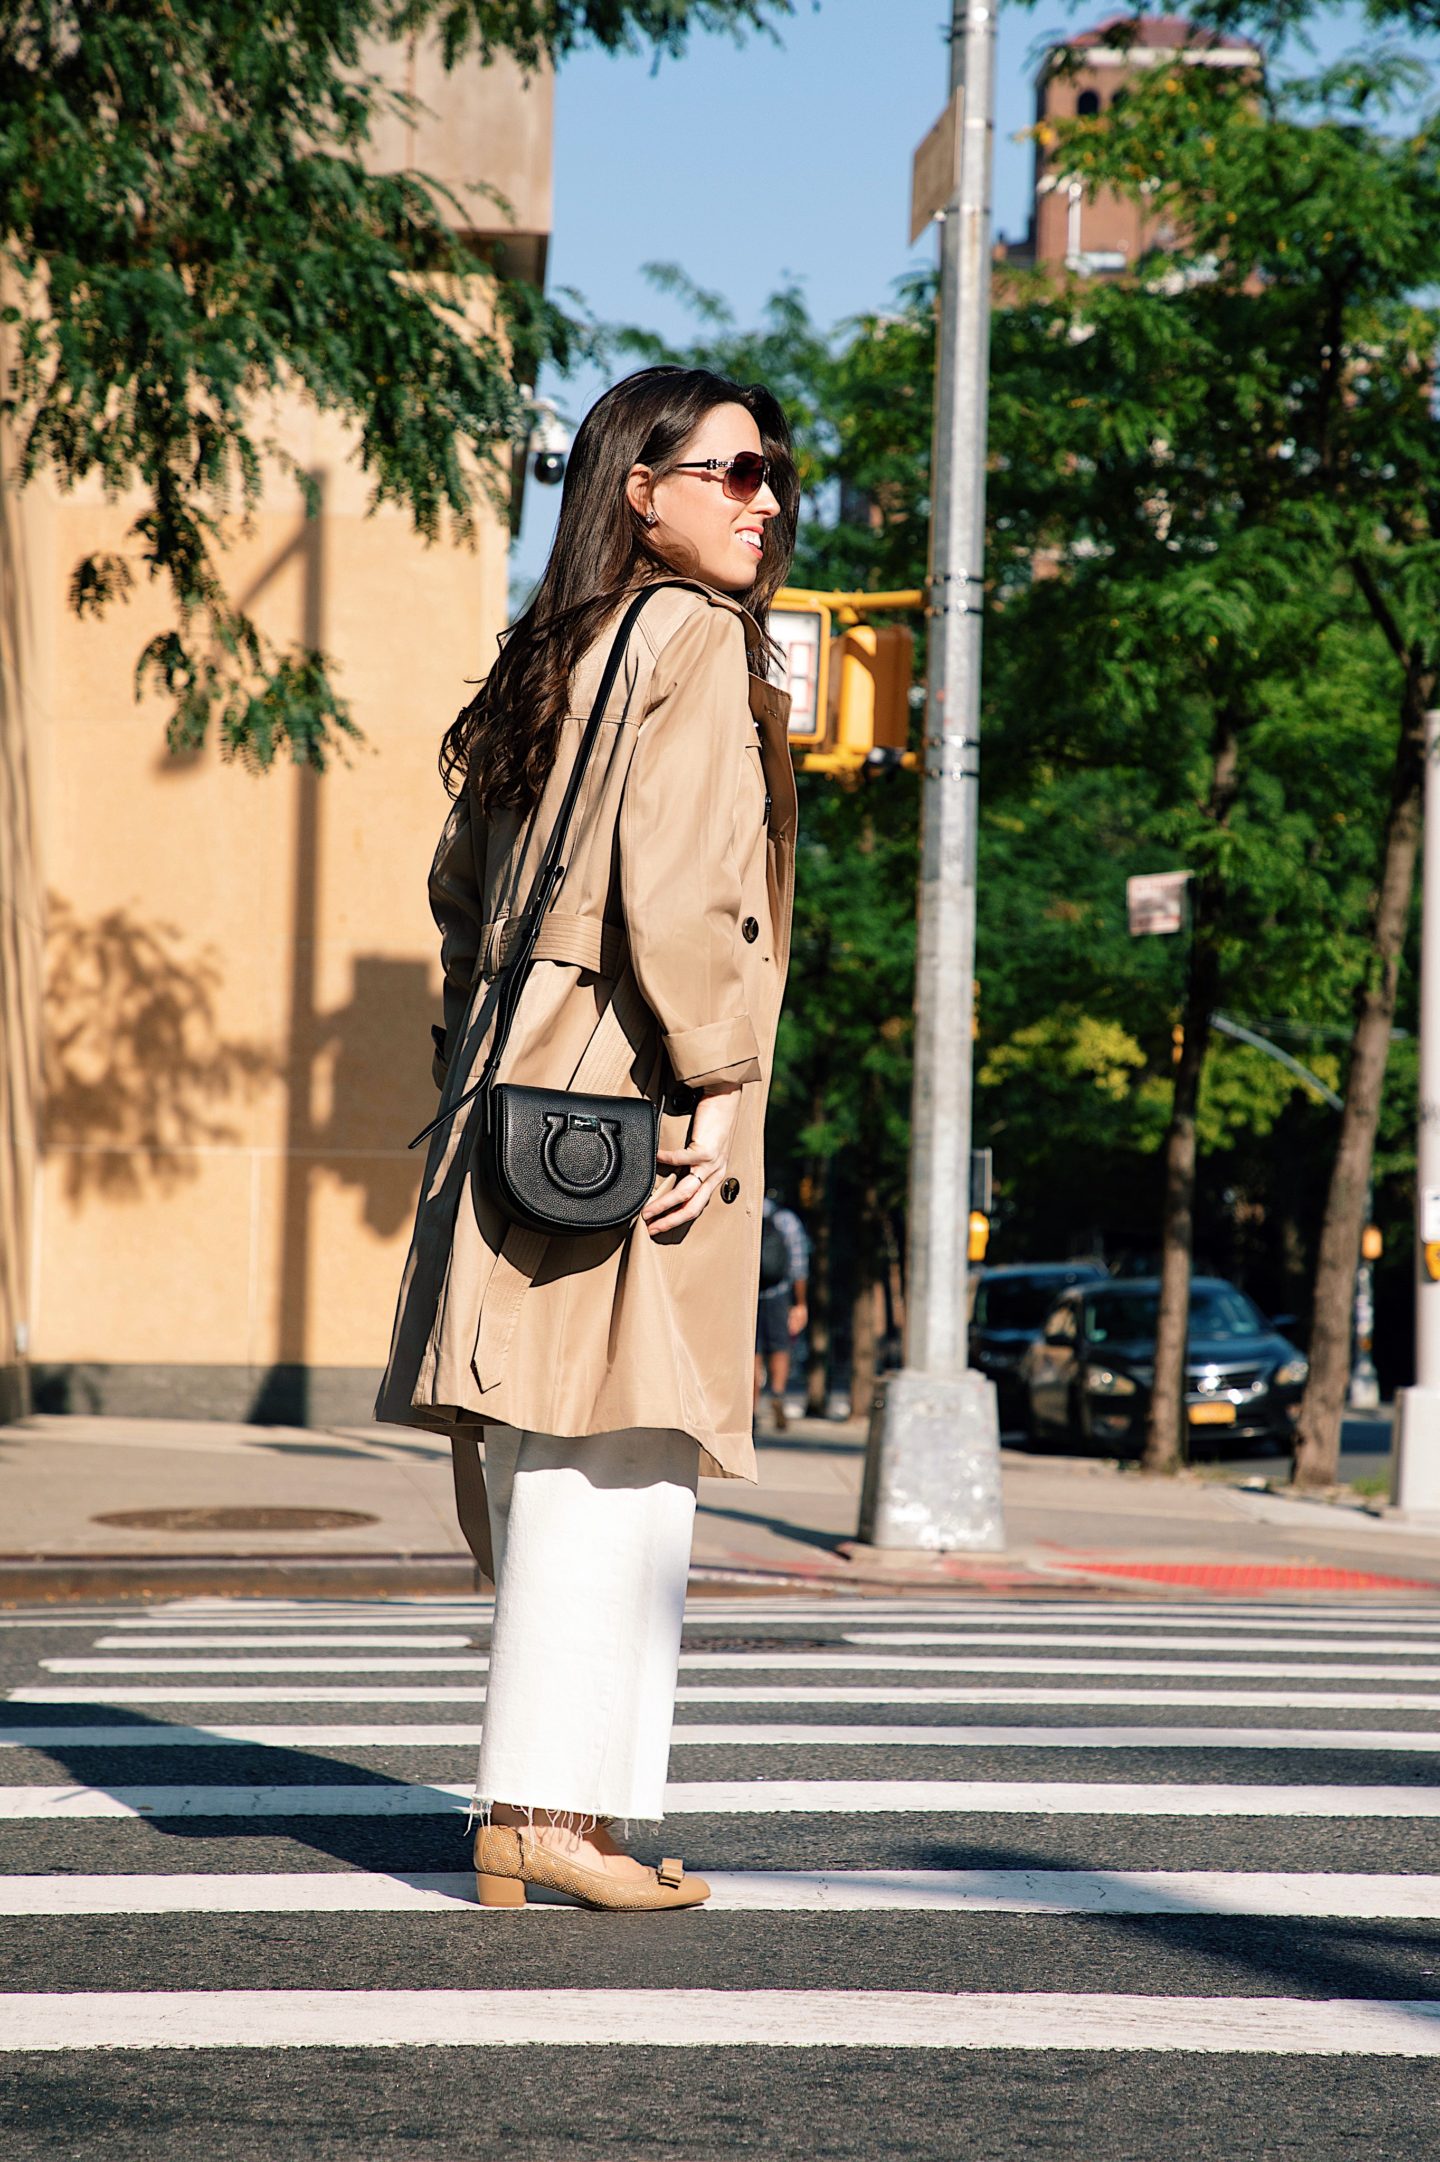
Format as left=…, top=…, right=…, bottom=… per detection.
left=1021, top=23, right=1440, bottom=1470
left=0, top=0, right=789, bottom=768
left=609, top=236, right=1407, bottom=1428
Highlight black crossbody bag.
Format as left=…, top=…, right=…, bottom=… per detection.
left=407, top=582, right=684, bottom=1237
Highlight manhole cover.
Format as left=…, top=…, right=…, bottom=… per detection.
left=92, top=1507, right=379, bottom=1533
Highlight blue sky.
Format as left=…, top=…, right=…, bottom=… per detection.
left=513, top=0, right=1405, bottom=587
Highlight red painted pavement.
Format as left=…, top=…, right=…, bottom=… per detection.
left=1052, top=1558, right=1440, bottom=1594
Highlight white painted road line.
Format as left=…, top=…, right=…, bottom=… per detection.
left=115, top=1614, right=494, bottom=1630
left=4, top=1779, right=1440, bottom=1818
left=3, top=1989, right=1440, bottom=2053
left=840, top=1633, right=1440, bottom=1657
left=41, top=1658, right=492, bottom=1675
left=143, top=1598, right=1440, bottom=1617
left=17, top=1684, right=1440, bottom=1710
left=844, top=1618, right=1440, bottom=1638
left=91, top=1637, right=474, bottom=1652
left=7, top=1868, right=1440, bottom=1919
left=5, top=1722, right=1440, bottom=1755
left=9, top=1687, right=494, bottom=1705
left=40, top=1652, right=1440, bottom=1679
left=89, top=1629, right=1440, bottom=1660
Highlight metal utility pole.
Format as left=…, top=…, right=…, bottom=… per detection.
left=1394, top=709, right=1440, bottom=1510
left=857, top=0, right=1004, bottom=1551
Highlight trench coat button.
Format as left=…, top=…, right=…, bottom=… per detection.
left=741, top=917, right=760, bottom=943
left=721, top=1177, right=740, bottom=1203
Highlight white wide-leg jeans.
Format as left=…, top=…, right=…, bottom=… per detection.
left=476, top=1427, right=699, bottom=1823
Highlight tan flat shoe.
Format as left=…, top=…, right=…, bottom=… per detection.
left=473, top=1823, right=710, bottom=1912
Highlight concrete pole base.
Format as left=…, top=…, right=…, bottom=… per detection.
left=857, top=1367, right=1005, bottom=1552
left=1391, top=1385, right=1440, bottom=1513
left=1347, top=1358, right=1382, bottom=1414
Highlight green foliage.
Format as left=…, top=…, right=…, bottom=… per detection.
left=610, top=11, right=1440, bottom=1360
left=0, top=0, right=788, bottom=769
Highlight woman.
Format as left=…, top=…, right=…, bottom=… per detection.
left=376, top=365, right=799, bottom=1910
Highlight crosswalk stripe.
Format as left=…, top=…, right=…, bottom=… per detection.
left=113, top=1613, right=495, bottom=1630
left=3, top=1779, right=1438, bottom=1818
left=18, top=1683, right=1440, bottom=1709
left=5, top=1869, right=1440, bottom=1918
left=839, top=1632, right=1440, bottom=1656
left=140, top=1597, right=1440, bottom=1616
left=3, top=1988, right=1439, bottom=2053
left=4, top=1721, right=1440, bottom=1754
left=91, top=1636, right=474, bottom=1651
left=41, top=1652, right=1440, bottom=1679
left=87, top=1628, right=1440, bottom=1660
left=99, top=1616, right=1440, bottom=1639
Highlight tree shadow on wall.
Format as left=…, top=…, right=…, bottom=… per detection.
left=43, top=897, right=273, bottom=1201
left=306, top=952, right=438, bottom=1241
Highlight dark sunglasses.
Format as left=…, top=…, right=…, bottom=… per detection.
left=671, top=452, right=771, bottom=503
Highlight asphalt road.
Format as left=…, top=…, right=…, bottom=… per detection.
left=3, top=1590, right=1440, bottom=2159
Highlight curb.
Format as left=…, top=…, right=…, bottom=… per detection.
left=0, top=1553, right=483, bottom=1607
left=10, top=1549, right=1440, bottom=1607
left=0, top=1553, right=1057, bottom=1606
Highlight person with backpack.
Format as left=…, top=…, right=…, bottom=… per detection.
left=755, top=1191, right=810, bottom=1431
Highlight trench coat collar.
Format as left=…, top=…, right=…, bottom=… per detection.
left=654, top=577, right=799, bottom=849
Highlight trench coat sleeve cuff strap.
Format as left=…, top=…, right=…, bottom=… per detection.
left=664, top=1016, right=761, bottom=1088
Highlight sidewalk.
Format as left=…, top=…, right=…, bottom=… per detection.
left=6, top=1408, right=1440, bottom=1602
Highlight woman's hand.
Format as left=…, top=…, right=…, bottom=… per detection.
left=642, top=1080, right=743, bottom=1236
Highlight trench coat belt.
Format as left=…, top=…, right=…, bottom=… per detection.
left=472, top=961, right=654, bottom=1393
left=480, top=913, right=626, bottom=981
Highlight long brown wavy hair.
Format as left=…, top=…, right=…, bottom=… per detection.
left=441, top=366, right=799, bottom=811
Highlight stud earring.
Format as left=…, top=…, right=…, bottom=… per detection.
left=643, top=510, right=658, bottom=528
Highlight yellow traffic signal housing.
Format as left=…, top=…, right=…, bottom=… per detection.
left=830, top=622, right=915, bottom=762
left=772, top=588, right=921, bottom=774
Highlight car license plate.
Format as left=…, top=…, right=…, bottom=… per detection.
left=1188, top=1400, right=1237, bottom=1426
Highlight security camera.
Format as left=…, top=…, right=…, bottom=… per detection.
left=529, top=400, right=571, bottom=487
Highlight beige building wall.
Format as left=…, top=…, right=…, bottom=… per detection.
left=6, top=45, right=551, bottom=1425
left=0, top=392, right=52, bottom=1423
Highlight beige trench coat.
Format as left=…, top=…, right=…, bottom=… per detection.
left=375, top=578, right=797, bottom=1501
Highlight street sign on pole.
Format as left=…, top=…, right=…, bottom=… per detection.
left=1127, top=870, right=1191, bottom=937
left=910, top=85, right=963, bottom=247
left=858, top=0, right=1005, bottom=1554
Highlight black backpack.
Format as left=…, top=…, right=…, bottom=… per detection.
left=759, top=1215, right=791, bottom=1293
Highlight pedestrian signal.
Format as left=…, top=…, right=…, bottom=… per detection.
left=1361, top=1224, right=1383, bottom=1262
left=968, top=1211, right=990, bottom=1263
left=773, top=589, right=921, bottom=774
left=768, top=593, right=832, bottom=750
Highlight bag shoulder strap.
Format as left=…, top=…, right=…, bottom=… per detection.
left=408, top=578, right=694, bottom=1152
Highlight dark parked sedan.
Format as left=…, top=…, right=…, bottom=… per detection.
left=1020, top=1275, right=1309, bottom=1455
left=969, top=1261, right=1108, bottom=1428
